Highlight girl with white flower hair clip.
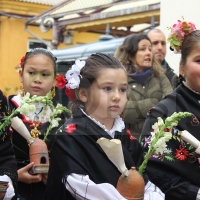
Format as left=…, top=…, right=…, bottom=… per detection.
left=46, top=52, right=164, bottom=200
left=7, top=48, right=68, bottom=200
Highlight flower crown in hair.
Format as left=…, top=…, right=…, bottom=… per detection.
left=167, top=18, right=196, bottom=53
left=56, top=59, right=86, bottom=101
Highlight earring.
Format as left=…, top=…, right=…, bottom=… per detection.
left=50, top=87, right=56, bottom=100
left=19, top=84, right=24, bottom=97
left=81, top=96, right=87, bottom=102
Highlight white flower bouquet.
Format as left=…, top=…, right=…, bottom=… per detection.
left=138, top=112, right=192, bottom=175
left=0, top=92, right=70, bottom=141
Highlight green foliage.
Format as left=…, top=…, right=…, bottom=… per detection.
left=188, top=145, right=194, bottom=150
left=165, top=155, right=174, bottom=161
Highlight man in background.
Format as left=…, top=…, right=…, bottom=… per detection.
left=147, top=29, right=178, bottom=88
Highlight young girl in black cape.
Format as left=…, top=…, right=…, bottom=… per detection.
left=7, top=48, right=67, bottom=200
left=0, top=90, right=17, bottom=200
left=140, top=20, right=200, bottom=200
left=45, top=53, right=164, bottom=200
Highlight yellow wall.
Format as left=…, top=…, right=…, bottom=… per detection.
left=0, top=1, right=102, bottom=95
left=0, top=16, right=53, bottom=95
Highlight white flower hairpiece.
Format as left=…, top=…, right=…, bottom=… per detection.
left=65, top=60, right=86, bottom=89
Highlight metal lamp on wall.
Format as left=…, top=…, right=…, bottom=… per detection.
left=63, top=30, right=74, bottom=45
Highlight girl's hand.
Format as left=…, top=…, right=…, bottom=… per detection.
left=42, top=174, right=48, bottom=185
left=18, top=162, right=42, bottom=184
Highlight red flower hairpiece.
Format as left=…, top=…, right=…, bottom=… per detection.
left=167, top=18, right=196, bottom=53
left=55, top=74, right=77, bottom=101
left=56, top=74, right=66, bottom=88
left=65, top=87, right=76, bottom=101
left=20, top=56, right=25, bottom=68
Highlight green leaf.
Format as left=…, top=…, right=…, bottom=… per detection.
left=165, top=155, right=174, bottom=161
left=188, top=145, right=194, bottom=150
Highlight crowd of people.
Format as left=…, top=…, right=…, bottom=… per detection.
left=0, top=18, right=200, bottom=200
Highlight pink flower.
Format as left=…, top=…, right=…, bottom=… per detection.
left=188, top=22, right=196, bottom=31
left=168, top=18, right=196, bottom=53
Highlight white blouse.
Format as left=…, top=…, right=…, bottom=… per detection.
left=0, top=175, right=14, bottom=200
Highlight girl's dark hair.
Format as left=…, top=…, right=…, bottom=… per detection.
left=180, top=30, right=200, bottom=66
left=114, top=33, right=163, bottom=77
left=178, top=30, right=200, bottom=85
left=70, top=52, right=127, bottom=114
left=21, top=48, right=57, bottom=77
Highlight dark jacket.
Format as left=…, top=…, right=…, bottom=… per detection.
left=124, top=72, right=173, bottom=139
left=162, top=59, right=179, bottom=89
left=0, top=90, right=18, bottom=200
left=140, top=84, right=200, bottom=200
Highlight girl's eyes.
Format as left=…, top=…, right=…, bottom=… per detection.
left=28, top=72, right=49, bottom=76
left=103, top=87, right=111, bottom=91
left=120, top=88, right=127, bottom=93
left=196, top=59, right=200, bottom=63
left=103, top=87, right=127, bottom=93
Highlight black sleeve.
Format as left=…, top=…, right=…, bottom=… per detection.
left=0, top=90, right=18, bottom=199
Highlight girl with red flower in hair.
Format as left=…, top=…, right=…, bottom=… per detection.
left=46, top=52, right=164, bottom=200
left=7, top=48, right=67, bottom=200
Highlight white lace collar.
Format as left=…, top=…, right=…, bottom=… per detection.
left=11, top=93, right=52, bottom=123
left=80, top=108, right=125, bottom=138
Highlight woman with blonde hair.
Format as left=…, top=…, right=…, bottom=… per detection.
left=114, top=33, right=172, bottom=139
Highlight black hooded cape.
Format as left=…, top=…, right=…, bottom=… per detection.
left=45, top=109, right=146, bottom=200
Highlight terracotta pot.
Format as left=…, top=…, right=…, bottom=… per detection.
left=116, top=167, right=145, bottom=200
left=29, top=138, right=49, bottom=174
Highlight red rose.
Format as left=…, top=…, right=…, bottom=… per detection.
left=65, top=124, right=76, bottom=133
left=65, top=87, right=77, bottom=101
left=20, top=56, right=25, bottom=68
left=56, top=74, right=66, bottom=88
